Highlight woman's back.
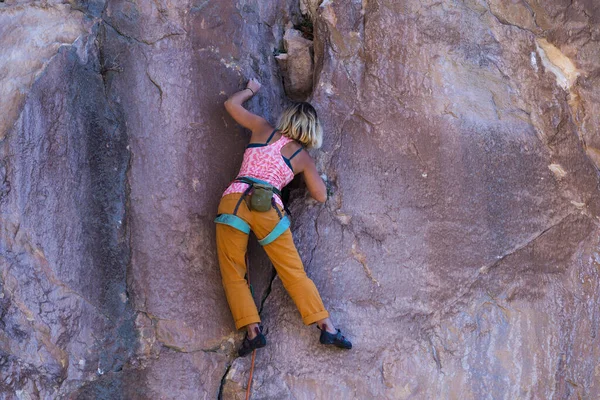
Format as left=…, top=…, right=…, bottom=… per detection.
left=222, top=129, right=301, bottom=207
left=223, top=85, right=327, bottom=203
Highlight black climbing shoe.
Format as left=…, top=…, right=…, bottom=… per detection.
left=318, top=325, right=352, bottom=350
left=238, top=326, right=266, bottom=357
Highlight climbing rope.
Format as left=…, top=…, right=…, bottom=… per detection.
left=246, top=350, right=256, bottom=400
left=245, top=252, right=256, bottom=400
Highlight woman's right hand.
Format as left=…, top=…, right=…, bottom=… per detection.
left=246, top=78, right=261, bottom=94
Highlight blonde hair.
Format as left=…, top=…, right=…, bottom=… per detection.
left=276, top=102, right=323, bottom=149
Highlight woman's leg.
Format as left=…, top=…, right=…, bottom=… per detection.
left=251, top=206, right=330, bottom=325
left=216, top=224, right=260, bottom=329
left=215, top=195, right=260, bottom=331
left=264, top=229, right=330, bottom=325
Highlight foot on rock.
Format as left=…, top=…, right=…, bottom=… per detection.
left=238, top=326, right=267, bottom=357
left=318, top=325, right=352, bottom=350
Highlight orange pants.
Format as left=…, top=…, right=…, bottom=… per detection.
left=216, top=193, right=329, bottom=330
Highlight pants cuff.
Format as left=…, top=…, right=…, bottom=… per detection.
left=235, top=315, right=261, bottom=330
left=302, top=310, right=330, bottom=326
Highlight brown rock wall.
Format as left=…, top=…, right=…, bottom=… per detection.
left=0, top=1, right=94, bottom=140
left=1, top=0, right=599, bottom=398
left=0, top=24, right=133, bottom=398
left=230, top=0, right=600, bottom=398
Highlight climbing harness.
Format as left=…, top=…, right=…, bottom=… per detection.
left=235, top=176, right=280, bottom=213
left=214, top=176, right=290, bottom=246
left=216, top=128, right=302, bottom=237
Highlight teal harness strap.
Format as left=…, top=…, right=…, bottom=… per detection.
left=258, top=216, right=290, bottom=246
left=214, top=214, right=251, bottom=234
left=214, top=185, right=253, bottom=234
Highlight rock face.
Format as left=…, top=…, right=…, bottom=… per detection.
left=0, top=1, right=94, bottom=141
left=1, top=0, right=599, bottom=399
left=276, top=28, right=315, bottom=100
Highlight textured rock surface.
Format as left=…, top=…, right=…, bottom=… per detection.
left=1, top=0, right=600, bottom=399
left=276, top=28, right=315, bottom=100
left=0, top=21, right=133, bottom=398
left=0, top=1, right=94, bottom=141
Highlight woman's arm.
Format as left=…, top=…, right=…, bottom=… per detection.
left=295, top=152, right=327, bottom=203
left=223, top=79, right=271, bottom=134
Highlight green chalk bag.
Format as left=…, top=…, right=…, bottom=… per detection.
left=249, top=183, right=274, bottom=212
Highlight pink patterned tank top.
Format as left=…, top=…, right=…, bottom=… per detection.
left=222, top=132, right=297, bottom=208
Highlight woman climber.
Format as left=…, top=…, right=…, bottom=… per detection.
left=215, top=78, right=352, bottom=356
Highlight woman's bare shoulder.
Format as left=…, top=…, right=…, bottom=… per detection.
left=249, top=123, right=277, bottom=142
left=291, top=145, right=314, bottom=174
